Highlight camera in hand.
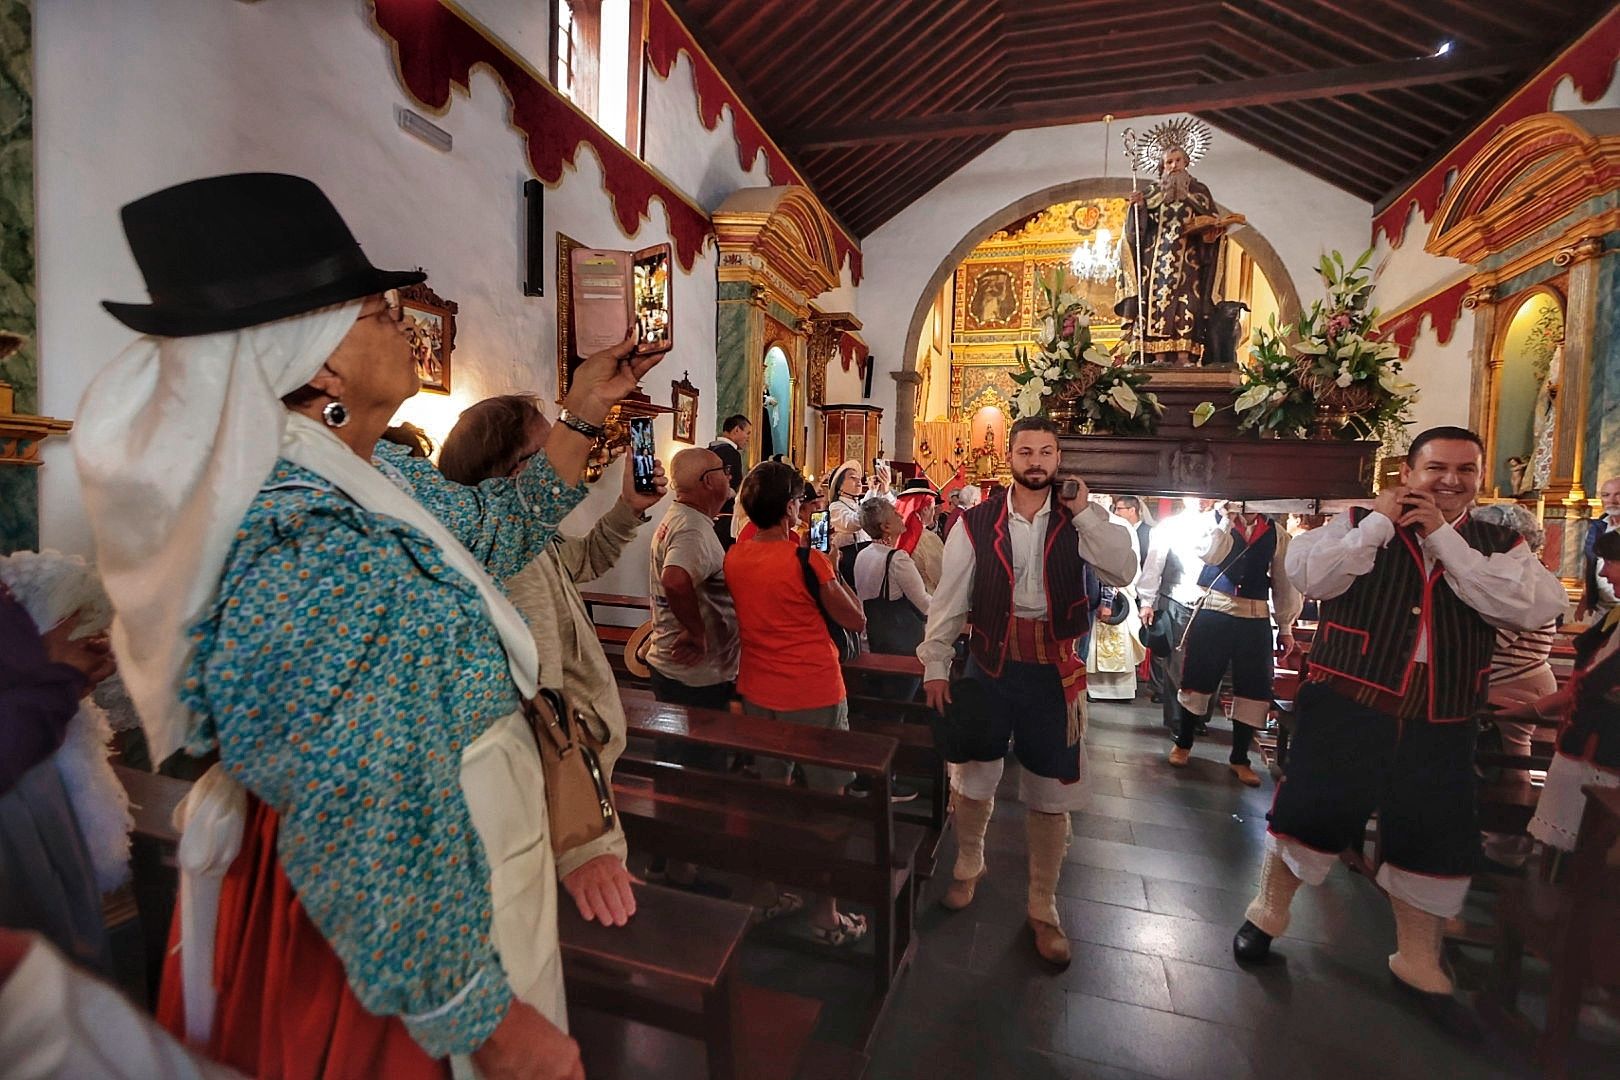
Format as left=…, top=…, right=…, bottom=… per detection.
left=809, top=509, right=830, bottom=552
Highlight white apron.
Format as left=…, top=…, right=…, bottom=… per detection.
left=176, top=711, right=562, bottom=1071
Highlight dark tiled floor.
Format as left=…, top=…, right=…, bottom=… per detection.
left=747, top=697, right=1620, bottom=1080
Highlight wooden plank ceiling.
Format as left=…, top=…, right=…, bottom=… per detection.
left=672, top=0, right=1613, bottom=237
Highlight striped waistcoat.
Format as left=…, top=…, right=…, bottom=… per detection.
left=960, top=489, right=1090, bottom=677
left=1309, top=508, right=1520, bottom=721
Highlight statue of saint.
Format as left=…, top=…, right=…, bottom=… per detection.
left=973, top=429, right=1001, bottom=480
left=1116, top=120, right=1236, bottom=367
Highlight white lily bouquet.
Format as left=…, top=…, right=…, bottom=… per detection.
left=1012, top=267, right=1160, bottom=435
left=1195, top=248, right=1417, bottom=439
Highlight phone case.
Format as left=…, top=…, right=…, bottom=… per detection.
left=570, top=248, right=633, bottom=357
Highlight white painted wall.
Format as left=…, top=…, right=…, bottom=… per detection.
left=642, top=50, right=771, bottom=211
left=30, top=0, right=768, bottom=609
left=858, top=115, right=1372, bottom=452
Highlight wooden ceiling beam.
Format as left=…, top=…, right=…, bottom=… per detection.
left=782, top=47, right=1525, bottom=150
left=1212, top=101, right=1395, bottom=193
left=775, top=0, right=995, bottom=127
left=1215, top=8, right=1491, bottom=122
left=728, top=0, right=927, bottom=101
left=801, top=77, right=1006, bottom=194
left=1251, top=0, right=1439, bottom=57
left=839, top=137, right=1003, bottom=235
left=1002, top=1, right=1217, bottom=40
left=1199, top=50, right=1432, bottom=160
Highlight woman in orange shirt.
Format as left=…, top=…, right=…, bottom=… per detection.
left=725, top=462, right=869, bottom=946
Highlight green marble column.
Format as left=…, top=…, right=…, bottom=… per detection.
left=0, top=0, right=37, bottom=553
left=714, top=281, right=756, bottom=443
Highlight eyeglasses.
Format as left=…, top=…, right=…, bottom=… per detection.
left=367, top=289, right=406, bottom=326
left=699, top=465, right=729, bottom=481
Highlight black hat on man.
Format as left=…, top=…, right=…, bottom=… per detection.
left=103, top=172, right=425, bottom=337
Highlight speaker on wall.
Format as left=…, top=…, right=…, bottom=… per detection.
left=522, top=179, right=544, bottom=297
left=863, top=356, right=875, bottom=399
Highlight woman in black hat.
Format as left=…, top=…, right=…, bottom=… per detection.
left=76, top=173, right=653, bottom=1079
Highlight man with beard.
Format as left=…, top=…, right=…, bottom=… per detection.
left=1115, top=145, right=1224, bottom=367
left=919, top=417, right=1137, bottom=967
left=1232, top=427, right=1567, bottom=1037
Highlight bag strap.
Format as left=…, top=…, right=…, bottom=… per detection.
left=881, top=547, right=898, bottom=599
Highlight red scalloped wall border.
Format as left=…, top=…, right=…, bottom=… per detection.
left=1374, top=10, right=1620, bottom=249
left=371, top=0, right=712, bottom=271
left=1377, top=279, right=1471, bottom=356
left=647, top=0, right=863, bottom=284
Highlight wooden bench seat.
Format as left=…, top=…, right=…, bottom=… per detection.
left=617, top=688, right=918, bottom=1034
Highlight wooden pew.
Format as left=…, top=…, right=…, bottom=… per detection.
left=616, top=688, right=921, bottom=1039
left=113, top=765, right=762, bottom=1079
left=843, top=694, right=948, bottom=878
left=579, top=591, right=650, bottom=624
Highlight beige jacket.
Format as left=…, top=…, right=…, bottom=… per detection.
left=504, top=497, right=646, bottom=878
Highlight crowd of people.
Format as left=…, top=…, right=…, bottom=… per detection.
left=4, top=171, right=1619, bottom=1076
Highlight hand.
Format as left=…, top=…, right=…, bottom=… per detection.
left=41, top=612, right=115, bottom=696
left=669, top=627, right=707, bottom=666
left=562, top=854, right=637, bottom=927
left=1127, top=191, right=1145, bottom=205
left=621, top=457, right=667, bottom=513
left=1396, top=490, right=1445, bottom=537
left=1372, top=484, right=1408, bottom=524
left=563, top=333, right=661, bottom=426
left=1139, top=606, right=1156, bottom=626
left=1275, top=634, right=1299, bottom=666
left=1057, top=475, right=1089, bottom=516
left=924, top=678, right=952, bottom=715
left=471, top=1000, right=584, bottom=1080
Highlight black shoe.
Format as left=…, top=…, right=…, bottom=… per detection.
left=1196, top=721, right=1209, bottom=737
left=1232, top=920, right=1273, bottom=964
left=1150, top=692, right=1163, bottom=704
left=1388, top=973, right=1486, bottom=1044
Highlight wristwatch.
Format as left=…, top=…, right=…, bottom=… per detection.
left=557, top=409, right=605, bottom=440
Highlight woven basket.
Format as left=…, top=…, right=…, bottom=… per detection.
left=1294, top=355, right=1381, bottom=415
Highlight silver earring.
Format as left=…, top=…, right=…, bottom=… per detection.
left=322, top=401, right=350, bottom=428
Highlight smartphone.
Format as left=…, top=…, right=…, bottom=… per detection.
left=628, top=415, right=658, bottom=495
left=1059, top=477, right=1081, bottom=501
left=631, top=247, right=673, bottom=356
left=809, top=509, right=830, bottom=552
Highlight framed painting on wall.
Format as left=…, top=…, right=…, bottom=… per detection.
left=672, top=373, right=698, bottom=444
left=401, top=281, right=457, bottom=394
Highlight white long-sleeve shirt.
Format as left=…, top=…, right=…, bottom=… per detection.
left=1286, top=508, right=1568, bottom=661
left=917, top=500, right=1137, bottom=682
left=853, top=543, right=931, bottom=614
left=1199, top=517, right=1304, bottom=633
left=1136, top=510, right=1216, bottom=610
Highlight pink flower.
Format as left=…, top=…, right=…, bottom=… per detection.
left=1061, top=314, right=1078, bottom=339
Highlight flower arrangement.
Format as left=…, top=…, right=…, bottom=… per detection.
left=1011, top=266, right=1161, bottom=435
left=1193, top=248, right=1418, bottom=439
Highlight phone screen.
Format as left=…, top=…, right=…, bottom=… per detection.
left=809, top=510, right=830, bottom=552
left=628, top=416, right=657, bottom=495
left=632, top=249, right=671, bottom=352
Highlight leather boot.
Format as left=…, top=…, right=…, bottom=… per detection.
left=1235, top=847, right=1302, bottom=963
left=941, top=794, right=994, bottom=911
left=1026, top=811, right=1072, bottom=968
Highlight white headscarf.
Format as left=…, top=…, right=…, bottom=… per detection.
left=75, top=305, right=538, bottom=763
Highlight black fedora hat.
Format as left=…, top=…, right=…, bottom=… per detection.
left=103, top=173, right=425, bottom=337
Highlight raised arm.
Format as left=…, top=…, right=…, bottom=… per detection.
left=1285, top=509, right=1389, bottom=600
left=1074, top=502, right=1138, bottom=588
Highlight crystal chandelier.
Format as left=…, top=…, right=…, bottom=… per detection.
left=1070, top=226, right=1116, bottom=283
left=1069, top=113, right=1119, bottom=284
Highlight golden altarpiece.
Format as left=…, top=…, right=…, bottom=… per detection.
left=1425, top=109, right=1620, bottom=585
left=913, top=197, right=1277, bottom=489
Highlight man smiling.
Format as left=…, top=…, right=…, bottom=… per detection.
left=1231, top=426, right=1567, bottom=1038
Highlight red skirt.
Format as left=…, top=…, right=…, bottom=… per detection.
left=156, top=796, right=450, bottom=1080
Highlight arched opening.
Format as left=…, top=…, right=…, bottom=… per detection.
left=894, top=177, right=1301, bottom=467
left=1489, top=287, right=1565, bottom=496
left=760, top=344, right=794, bottom=460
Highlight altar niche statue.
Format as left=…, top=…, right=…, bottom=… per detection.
left=1116, top=145, right=1225, bottom=367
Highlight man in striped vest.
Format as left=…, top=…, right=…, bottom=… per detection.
left=919, top=417, right=1137, bottom=967
left=1232, top=427, right=1567, bottom=1036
